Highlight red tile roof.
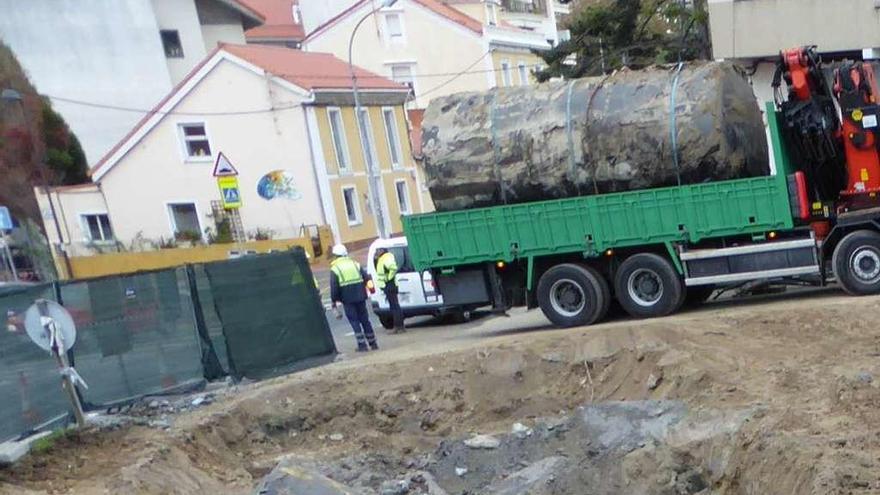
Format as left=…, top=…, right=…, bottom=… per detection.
left=91, top=45, right=405, bottom=177
left=223, top=44, right=407, bottom=90
left=244, top=0, right=305, bottom=41
left=221, top=0, right=267, bottom=22
left=304, top=0, right=482, bottom=43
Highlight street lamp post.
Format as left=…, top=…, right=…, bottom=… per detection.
left=349, top=0, right=398, bottom=239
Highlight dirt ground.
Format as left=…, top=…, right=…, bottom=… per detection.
left=3, top=288, right=880, bottom=494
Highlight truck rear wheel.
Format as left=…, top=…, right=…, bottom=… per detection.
left=614, top=253, right=684, bottom=318
left=832, top=230, right=880, bottom=295
left=537, top=264, right=609, bottom=327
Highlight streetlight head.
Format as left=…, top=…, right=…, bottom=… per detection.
left=381, top=0, right=398, bottom=7
left=1, top=88, right=23, bottom=102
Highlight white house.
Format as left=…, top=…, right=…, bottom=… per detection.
left=35, top=44, right=427, bottom=260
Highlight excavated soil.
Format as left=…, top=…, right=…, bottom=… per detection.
left=2, top=290, right=880, bottom=494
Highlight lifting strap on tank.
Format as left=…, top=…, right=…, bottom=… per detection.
left=585, top=72, right=614, bottom=194
left=565, top=80, right=578, bottom=190
left=489, top=92, right=508, bottom=204
left=669, top=62, right=685, bottom=186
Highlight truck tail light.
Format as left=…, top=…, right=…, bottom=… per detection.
left=788, top=171, right=810, bottom=220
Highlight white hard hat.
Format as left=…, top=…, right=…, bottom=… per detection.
left=331, top=244, right=348, bottom=257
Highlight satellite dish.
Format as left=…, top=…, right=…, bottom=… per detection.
left=24, top=300, right=76, bottom=352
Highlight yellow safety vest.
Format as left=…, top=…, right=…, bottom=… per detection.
left=375, top=252, right=398, bottom=289
left=331, top=257, right=363, bottom=287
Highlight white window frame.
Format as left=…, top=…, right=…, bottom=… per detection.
left=166, top=201, right=203, bottom=239
left=485, top=2, right=498, bottom=26
left=383, top=12, right=406, bottom=46
left=176, top=122, right=213, bottom=162
left=394, top=179, right=411, bottom=215
left=326, top=107, right=352, bottom=173
left=518, top=61, right=530, bottom=86
left=389, top=63, right=417, bottom=96
left=79, top=212, right=114, bottom=243
left=341, top=186, right=362, bottom=226
left=357, top=107, right=380, bottom=170
left=501, top=60, right=512, bottom=87
left=382, top=107, right=404, bottom=169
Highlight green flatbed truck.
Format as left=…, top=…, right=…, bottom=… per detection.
left=401, top=98, right=880, bottom=327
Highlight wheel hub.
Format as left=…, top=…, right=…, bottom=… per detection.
left=851, top=247, right=880, bottom=283
left=549, top=278, right=586, bottom=317
left=627, top=268, right=664, bottom=307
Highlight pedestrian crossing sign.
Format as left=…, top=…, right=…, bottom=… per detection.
left=217, top=176, right=242, bottom=209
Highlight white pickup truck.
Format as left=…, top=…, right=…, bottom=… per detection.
left=365, top=237, right=471, bottom=329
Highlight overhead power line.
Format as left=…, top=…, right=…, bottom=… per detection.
left=43, top=58, right=545, bottom=116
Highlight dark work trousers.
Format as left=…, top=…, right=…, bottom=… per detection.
left=384, top=283, right=405, bottom=330
left=343, top=301, right=377, bottom=350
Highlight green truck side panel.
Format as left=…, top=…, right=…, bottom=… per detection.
left=404, top=107, right=796, bottom=274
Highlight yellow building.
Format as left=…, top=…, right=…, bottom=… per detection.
left=36, top=44, right=427, bottom=272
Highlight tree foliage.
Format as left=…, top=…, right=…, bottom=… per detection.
left=536, top=0, right=711, bottom=81
left=0, top=41, right=89, bottom=228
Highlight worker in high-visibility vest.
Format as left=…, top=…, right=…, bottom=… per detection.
left=330, top=244, right=378, bottom=352
left=374, top=247, right=405, bottom=333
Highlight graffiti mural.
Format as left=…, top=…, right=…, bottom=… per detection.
left=257, top=170, right=302, bottom=200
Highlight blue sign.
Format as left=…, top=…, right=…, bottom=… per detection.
left=0, top=206, right=12, bottom=231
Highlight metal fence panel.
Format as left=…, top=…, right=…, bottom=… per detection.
left=204, top=249, right=335, bottom=379
left=58, top=268, right=205, bottom=406
left=0, top=284, right=67, bottom=442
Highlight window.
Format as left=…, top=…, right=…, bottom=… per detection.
left=160, top=30, right=184, bottom=58
left=327, top=108, right=351, bottom=172
left=501, top=60, right=512, bottom=87
left=81, top=214, right=113, bottom=242
left=518, top=61, right=530, bottom=86
left=395, top=180, right=411, bottom=215
left=486, top=2, right=498, bottom=26
left=382, top=108, right=403, bottom=168
left=342, top=186, right=362, bottom=225
left=391, top=64, right=416, bottom=95
left=168, top=203, right=201, bottom=238
left=291, top=4, right=301, bottom=24
left=384, top=13, right=404, bottom=44
left=178, top=123, right=212, bottom=160
left=357, top=108, right=379, bottom=169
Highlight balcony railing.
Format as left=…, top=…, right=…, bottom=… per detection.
left=501, top=0, right=547, bottom=15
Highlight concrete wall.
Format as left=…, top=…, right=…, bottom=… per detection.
left=66, top=237, right=314, bottom=279
left=0, top=0, right=174, bottom=165
left=709, top=0, right=880, bottom=59
left=195, top=0, right=248, bottom=51
left=303, top=0, right=489, bottom=108
left=299, top=0, right=357, bottom=35
left=97, top=59, right=326, bottom=245
left=151, top=0, right=208, bottom=83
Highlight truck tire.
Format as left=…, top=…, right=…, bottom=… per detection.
left=832, top=230, right=880, bottom=295
left=537, top=264, right=609, bottom=327
left=614, top=253, right=684, bottom=318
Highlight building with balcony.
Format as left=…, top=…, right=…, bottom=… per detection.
left=709, top=0, right=880, bottom=104
left=300, top=0, right=555, bottom=110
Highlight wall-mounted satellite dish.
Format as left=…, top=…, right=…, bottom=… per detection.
left=24, top=300, right=76, bottom=352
